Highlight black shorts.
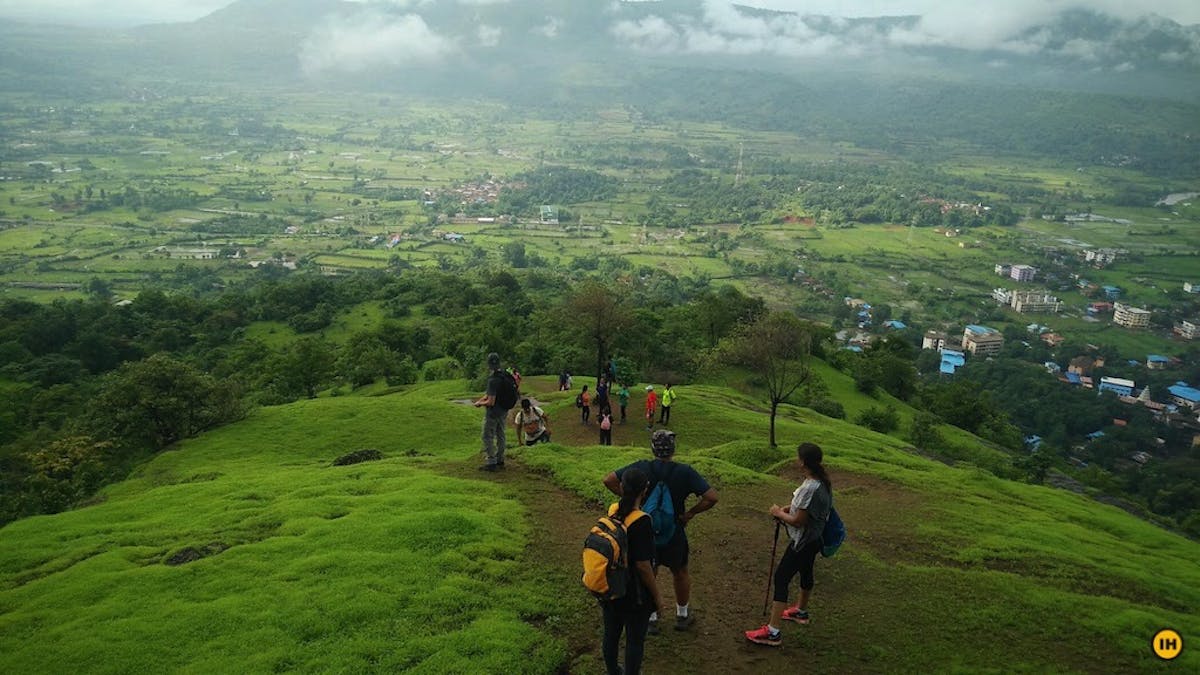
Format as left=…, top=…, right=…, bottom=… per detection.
left=524, top=433, right=550, bottom=447
left=655, top=530, right=688, bottom=570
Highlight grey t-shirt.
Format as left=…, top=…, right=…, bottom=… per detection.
left=485, top=371, right=508, bottom=419
left=787, top=478, right=832, bottom=548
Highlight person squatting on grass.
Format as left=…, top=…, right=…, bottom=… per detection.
left=514, top=398, right=551, bottom=446
left=473, top=352, right=509, bottom=472
left=604, top=430, right=719, bottom=634
left=599, top=468, right=665, bottom=675
left=745, top=442, right=833, bottom=647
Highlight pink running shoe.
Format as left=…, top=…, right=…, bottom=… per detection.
left=781, top=606, right=810, bottom=624
left=744, top=625, right=782, bottom=646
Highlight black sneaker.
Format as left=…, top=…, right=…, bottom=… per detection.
left=646, top=619, right=660, bottom=636
left=479, top=464, right=498, bottom=472
left=674, top=613, right=694, bottom=631
left=496, top=461, right=506, bottom=469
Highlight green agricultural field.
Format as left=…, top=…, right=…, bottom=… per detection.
left=1, top=379, right=1195, bottom=673
left=3, top=91, right=1198, bottom=368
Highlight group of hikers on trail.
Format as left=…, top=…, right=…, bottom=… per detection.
left=590, top=431, right=835, bottom=674
left=475, top=354, right=840, bottom=673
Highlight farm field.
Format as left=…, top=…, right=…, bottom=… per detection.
left=2, top=91, right=1198, bottom=362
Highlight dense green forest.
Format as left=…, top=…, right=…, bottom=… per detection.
left=2, top=262, right=1197, bottom=536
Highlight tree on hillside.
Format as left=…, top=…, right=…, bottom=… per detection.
left=88, top=353, right=244, bottom=450
left=566, top=281, right=632, bottom=380
left=724, top=311, right=815, bottom=447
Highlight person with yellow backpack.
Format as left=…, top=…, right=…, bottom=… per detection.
left=583, top=468, right=665, bottom=675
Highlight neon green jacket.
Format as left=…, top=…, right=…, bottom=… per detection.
left=661, top=386, right=677, bottom=407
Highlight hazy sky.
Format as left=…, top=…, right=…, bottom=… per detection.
left=2, top=0, right=1199, bottom=28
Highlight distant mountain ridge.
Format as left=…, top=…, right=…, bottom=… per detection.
left=146, top=0, right=1199, bottom=75
left=2, top=0, right=1198, bottom=100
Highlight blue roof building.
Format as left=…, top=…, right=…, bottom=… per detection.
left=883, top=320, right=907, bottom=330
left=939, top=360, right=958, bottom=375
left=1024, top=435, right=1043, bottom=450
left=1086, top=430, right=1106, bottom=440
left=1147, top=355, right=1170, bottom=370
left=1167, top=384, right=1200, bottom=409
left=1102, top=285, right=1121, bottom=300
left=1098, top=377, right=1135, bottom=397
left=1065, top=372, right=1082, bottom=385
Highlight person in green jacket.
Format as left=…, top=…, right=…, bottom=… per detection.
left=659, top=383, right=677, bottom=426
left=617, top=382, right=631, bottom=424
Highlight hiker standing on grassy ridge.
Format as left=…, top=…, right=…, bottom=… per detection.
left=598, top=468, right=665, bottom=675
left=643, top=385, right=657, bottom=430
left=604, top=430, right=719, bottom=634
left=473, top=352, right=515, bottom=472
left=599, top=405, right=614, bottom=446
left=745, top=442, right=832, bottom=647
left=659, top=383, right=676, bottom=426
left=617, top=382, right=630, bottom=424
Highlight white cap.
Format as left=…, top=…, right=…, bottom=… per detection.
left=645, top=385, right=654, bottom=391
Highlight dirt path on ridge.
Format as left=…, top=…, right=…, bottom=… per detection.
left=438, top=454, right=1136, bottom=674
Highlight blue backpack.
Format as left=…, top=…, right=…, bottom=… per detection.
left=821, top=506, right=845, bottom=558
left=642, top=463, right=678, bottom=547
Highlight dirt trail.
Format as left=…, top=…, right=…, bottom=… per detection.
left=440, top=455, right=1133, bottom=674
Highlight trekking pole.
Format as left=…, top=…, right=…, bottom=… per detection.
left=761, top=518, right=781, bottom=616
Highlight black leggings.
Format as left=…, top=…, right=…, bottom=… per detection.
left=773, top=538, right=820, bottom=603
left=602, top=601, right=651, bottom=675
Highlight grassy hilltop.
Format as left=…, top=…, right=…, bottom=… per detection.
left=1, top=375, right=1196, bottom=674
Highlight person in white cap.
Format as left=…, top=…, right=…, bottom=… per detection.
left=644, top=385, right=657, bottom=430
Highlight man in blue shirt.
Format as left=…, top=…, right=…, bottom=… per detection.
left=603, top=430, right=719, bottom=633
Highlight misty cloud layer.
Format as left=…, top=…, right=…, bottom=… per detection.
left=610, top=0, right=1200, bottom=67
left=299, top=12, right=456, bottom=76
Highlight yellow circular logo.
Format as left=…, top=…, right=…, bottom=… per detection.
left=1152, top=629, right=1183, bottom=660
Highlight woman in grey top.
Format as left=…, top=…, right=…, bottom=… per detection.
left=745, top=442, right=832, bottom=647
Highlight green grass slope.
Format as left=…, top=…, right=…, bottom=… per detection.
left=1, top=377, right=1196, bottom=673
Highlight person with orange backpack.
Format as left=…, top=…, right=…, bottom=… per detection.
left=583, top=468, right=664, bottom=675
left=578, top=384, right=592, bottom=425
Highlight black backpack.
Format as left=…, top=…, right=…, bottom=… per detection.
left=493, top=371, right=519, bottom=410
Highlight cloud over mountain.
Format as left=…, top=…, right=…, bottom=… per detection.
left=299, top=11, right=456, bottom=75
left=606, top=1, right=1200, bottom=68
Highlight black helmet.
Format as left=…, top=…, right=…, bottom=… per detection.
left=651, top=430, right=676, bottom=458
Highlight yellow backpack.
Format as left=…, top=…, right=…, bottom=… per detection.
left=581, top=505, right=646, bottom=601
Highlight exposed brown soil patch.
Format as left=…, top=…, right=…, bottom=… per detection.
left=437, top=453, right=1139, bottom=673
left=164, top=541, right=229, bottom=566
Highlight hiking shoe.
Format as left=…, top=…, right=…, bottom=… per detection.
left=496, top=461, right=506, bottom=469
left=479, top=464, right=498, bottom=472
left=646, top=619, right=660, bottom=636
left=674, top=613, right=694, bottom=631
left=781, top=606, right=810, bottom=625
left=744, top=625, right=781, bottom=646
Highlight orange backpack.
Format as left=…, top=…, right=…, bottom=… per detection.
left=582, top=505, right=646, bottom=601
